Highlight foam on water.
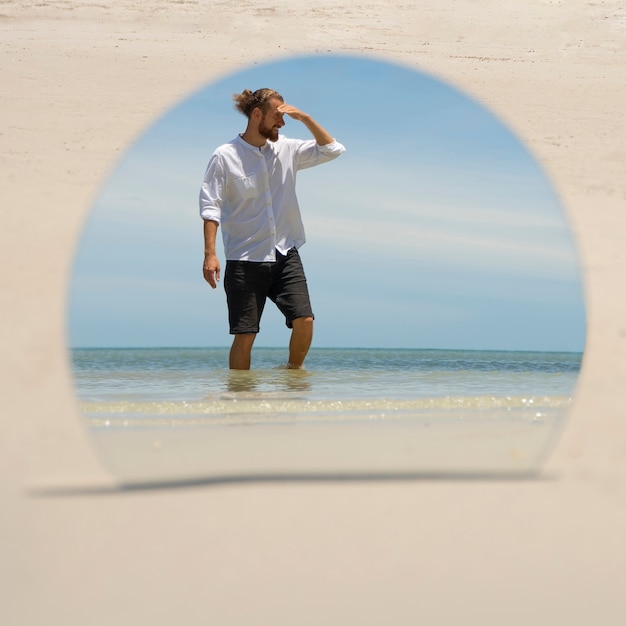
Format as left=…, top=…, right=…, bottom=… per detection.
left=82, top=394, right=572, bottom=427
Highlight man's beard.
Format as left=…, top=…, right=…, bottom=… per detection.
left=258, top=120, right=279, bottom=142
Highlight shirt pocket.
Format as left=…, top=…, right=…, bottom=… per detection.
left=232, top=174, right=259, bottom=200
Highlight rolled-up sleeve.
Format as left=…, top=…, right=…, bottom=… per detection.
left=295, top=138, right=346, bottom=170
left=319, top=139, right=346, bottom=157
left=199, top=154, right=225, bottom=223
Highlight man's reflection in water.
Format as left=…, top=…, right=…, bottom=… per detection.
left=226, top=368, right=311, bottom=395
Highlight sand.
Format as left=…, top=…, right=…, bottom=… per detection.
left=2, top=1, right=626, bottom=624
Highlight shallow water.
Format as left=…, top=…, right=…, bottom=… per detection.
left=72, top=347, right=581, bottom=401
left=71, top=347, right=582, bottom=482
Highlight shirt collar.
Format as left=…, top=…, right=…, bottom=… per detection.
left=236, top=133, right=266, bottom=153
left=236, top=134, right=282, bottom=153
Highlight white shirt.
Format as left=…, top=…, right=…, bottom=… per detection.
left=199, top=134, right=345, bottom=261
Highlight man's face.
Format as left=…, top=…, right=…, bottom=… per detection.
left=258, top=98, right=285, bottom=142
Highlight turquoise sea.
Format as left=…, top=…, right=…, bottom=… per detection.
left=71, top=347, right=583, bottom=482
left=72, top=346, right=581, bottom=402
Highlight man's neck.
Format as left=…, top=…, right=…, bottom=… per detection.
left=240, top=130, right=266, bottom=149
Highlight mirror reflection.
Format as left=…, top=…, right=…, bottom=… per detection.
left=68, top=55, right=586, bottom=484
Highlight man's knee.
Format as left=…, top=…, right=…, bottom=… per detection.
left=232, top=333, right=256, bottom=347
left=292, top=316, right=314, bottom=331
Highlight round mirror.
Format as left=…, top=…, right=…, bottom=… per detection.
left=68, top=54, right=586, bottom=484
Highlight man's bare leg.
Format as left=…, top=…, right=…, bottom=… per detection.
left=229, top=333, right=256, bottom=370
left=288, top=316, right=314, bottom=369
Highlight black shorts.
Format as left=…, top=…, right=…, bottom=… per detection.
left=224, top=248, right=314, bottom=334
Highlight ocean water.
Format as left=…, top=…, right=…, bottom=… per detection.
left=70, top=347, right=583, bottom=481
left=72, top=346, right=581, bottom=407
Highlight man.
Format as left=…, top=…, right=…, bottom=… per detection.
left=200, top=88, right=345, bottom=369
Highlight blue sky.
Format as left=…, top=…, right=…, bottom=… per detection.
left=68, top=54, right=586, bottom=351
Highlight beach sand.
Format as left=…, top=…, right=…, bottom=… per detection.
left=2, top=1, right=626, bottom=624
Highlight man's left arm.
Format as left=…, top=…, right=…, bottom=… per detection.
left=277, top=104, right=334, bottom=146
